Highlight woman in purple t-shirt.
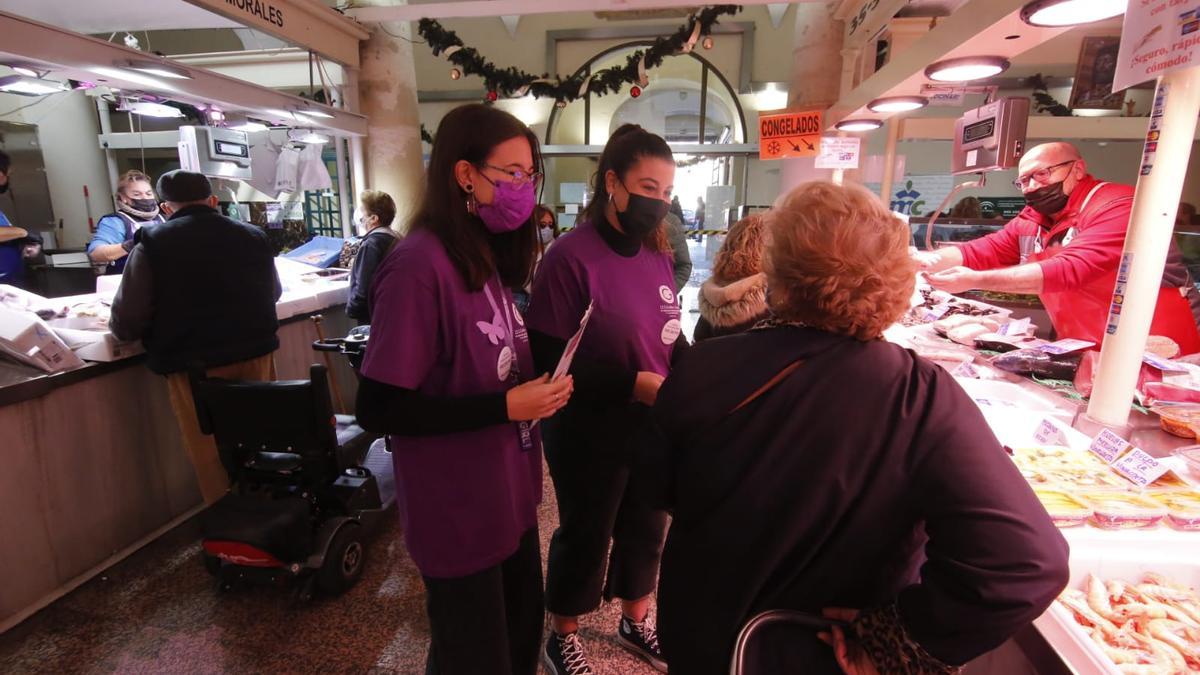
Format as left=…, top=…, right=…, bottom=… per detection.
left=526, top=125, right=686, bottom=674
left=355, top=104, right=574, bottom=675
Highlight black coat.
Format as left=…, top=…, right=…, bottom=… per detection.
left=641, top=325, right=1069, bottom=674
left=346, top=227, right=398, bottom=324
left=111, top=205, right=282, bottom=374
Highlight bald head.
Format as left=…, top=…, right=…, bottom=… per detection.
left=1019, top=142, right=1082, bottom=174
left=1014, top=141, right=1088, bottom=198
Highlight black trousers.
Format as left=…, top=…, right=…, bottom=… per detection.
left=543, top=404, right=670, bottom=617
left=423, top=527, right=544, bottom=675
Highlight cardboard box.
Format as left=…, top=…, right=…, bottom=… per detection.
left=0, top=305, right=85, bottom=373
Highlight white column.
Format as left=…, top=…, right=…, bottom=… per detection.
left=780, top=1, right=844, bottom=192
left=357, top=9, right=424, bottom=230
left=1086, top=66, right=1200, bottom=425
left=879, top=118, right=902, bottom=205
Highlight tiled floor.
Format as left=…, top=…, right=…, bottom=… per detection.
left=0, top=465, right=658, bottom=675
left=1, top=239, right=728, bottom=675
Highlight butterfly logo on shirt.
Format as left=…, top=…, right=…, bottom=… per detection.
left=476, top=309, right=507, bottom=346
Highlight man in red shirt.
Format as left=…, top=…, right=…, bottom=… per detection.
left=920, top=141, right=1200, bottom=354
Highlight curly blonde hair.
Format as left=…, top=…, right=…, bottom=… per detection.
left=765, top=181, right=915, bottom=341
left=712, top=214, right=765, bottom=284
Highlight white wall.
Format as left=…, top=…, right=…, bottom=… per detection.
left=0, top=90, right=113, bottom=249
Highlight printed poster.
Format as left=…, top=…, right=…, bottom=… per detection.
left=1114, top=0, right=1200, bottom=92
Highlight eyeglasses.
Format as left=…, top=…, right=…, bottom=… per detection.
left=1012, top=160, right=1076, bottom=190
left=479, top=163, right=542, bottom=186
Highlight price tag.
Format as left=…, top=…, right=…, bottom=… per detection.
left=1034, top=418, right=1068, bottom=446
left=1040, top=339, right=1095, bottom=355
left=1143, top=352, right=1190, bottom=372
left=952, top=361, right=980, bottom=379
left=922, top=304, right=950, bottom=322
left=1089, top=428, right=1131, bottom=464
left=1111, top=448, right=1169, bottom=487
left=998, top=317, right=1031, bottom=337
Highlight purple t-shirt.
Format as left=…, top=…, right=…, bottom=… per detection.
left=360, top=229, right=541, bottom=579
left=527, top=220, right=681, bottom=377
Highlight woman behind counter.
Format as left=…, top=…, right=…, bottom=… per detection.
left=87, top=170, right=166, bottom=274
left=645, top=181, right=1069, bottom=674
left=355, top=104, right=573, bottom=675
left=526, top=124, right=685, bottom=675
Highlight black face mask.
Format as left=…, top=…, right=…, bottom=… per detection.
left=0, top=180, right=8, bottom=195
left=130, top=198, right=159, bottom=213
left=1024, top=181, right=1070, bottom=217
left=615, top=186, right=669, bottom=239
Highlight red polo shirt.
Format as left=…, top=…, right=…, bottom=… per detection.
left=957, top=174, right=1200, bottom=353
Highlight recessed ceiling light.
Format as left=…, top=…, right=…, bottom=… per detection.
left=121, top=100, right=184, bottom=118
left=11, top=66, right=39, bottom=78
left=0, top=75, right=69, bottom=97
left=1020, top=0, right=1127, bottom=27
left=290, top=129, right=329, bottom=144
left=89, top=66, right=172, bottom=90
left=925, top=56, right=1010, bottom=82
left=868, top=95, right=929, bottom=113
left=118, top=59, right=192, bottom=80
left=835, top=119, right=883, bottom=132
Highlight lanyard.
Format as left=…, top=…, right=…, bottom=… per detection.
left=483, top=279, right=534, bottom=451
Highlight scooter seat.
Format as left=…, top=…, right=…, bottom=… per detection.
left=246, top=451, right=304, bottom=473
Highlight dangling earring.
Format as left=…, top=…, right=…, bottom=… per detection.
left=464, top=183, right=477, bottom=216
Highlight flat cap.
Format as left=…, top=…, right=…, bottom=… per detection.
left=156, top=169, right=212, bottom=203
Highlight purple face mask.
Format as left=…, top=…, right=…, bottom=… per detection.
left=477, top=180, right=537, bottom=234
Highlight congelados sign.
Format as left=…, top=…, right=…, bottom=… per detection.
left=225, top=0, right=285, bottom=28
left=759, top=109, right=823, bottom=160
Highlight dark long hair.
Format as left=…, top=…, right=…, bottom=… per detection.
left=410, top=104, right=542, bottom=291
left=583, top=124, right=673, bottom=253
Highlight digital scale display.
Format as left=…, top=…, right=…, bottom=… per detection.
left=962, top=117, right=996, bottom=144
left=214, top=141, right=248, bottom=158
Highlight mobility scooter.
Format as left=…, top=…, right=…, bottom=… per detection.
left=192, top=324, right=394, bottom=600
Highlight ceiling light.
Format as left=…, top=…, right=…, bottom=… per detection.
left=118, top=59, right=192, bottom=80
left=11, top=66, right=39, bottom=78
left=226, top=113, right=268, bottom=132
left=268, top=109, right=315, bottom=125
left=754, top=83, right=788, bottom=111
left=924, top=56, right=1010, bottom=82
left=868, top=95, right=929, bottom=113
left=89, top=66, right=173, bottom=91
left=0, top=75, right=69, bottom=96
left=121, top=100, right=184, bottom=118
left=290, top=129, right=329, bottom=144
left=835, top=119, right=883, bottom=132
left=302, top=107, right=335, bottom=119
left=1020, top=0, right=1127, bottom=27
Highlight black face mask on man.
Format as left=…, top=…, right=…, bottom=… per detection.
left=614, top=184, right=669, bottom=239
left=1024, top=181, right=1071, bottom=217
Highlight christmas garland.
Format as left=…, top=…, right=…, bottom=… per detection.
left=417, top=6, right=741, bottom=105
left=1029, top=73, right=1073, bottom=117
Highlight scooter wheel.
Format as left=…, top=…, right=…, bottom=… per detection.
left=317, top=523, right=365, bottom=595
left=202, top=553, right=222, bottom=577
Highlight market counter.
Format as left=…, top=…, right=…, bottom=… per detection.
left=0, top=304, right=360, bottom=633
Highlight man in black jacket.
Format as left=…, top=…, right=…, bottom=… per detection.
left=111, top=169, right=282, bottom=504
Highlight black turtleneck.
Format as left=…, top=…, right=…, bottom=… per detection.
left=595, top=212, right=642, bottom=258
left=528, top=217, right=690, bottom=407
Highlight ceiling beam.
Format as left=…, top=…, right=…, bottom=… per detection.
left=0, top=11, right=367, bottom=136
left=349, top=0, right=822, bottom=23
left=825, top=0, right=1071, bottom=129
left=178, top=0, right=369, bottom=67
